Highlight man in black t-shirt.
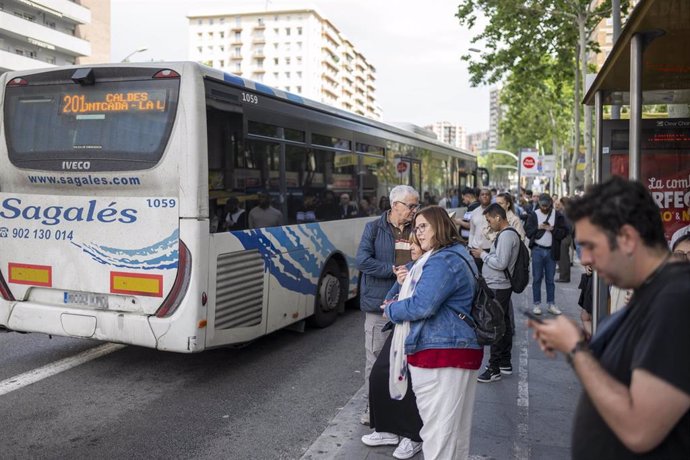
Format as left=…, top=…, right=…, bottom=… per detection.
left=528, top=177, right=690, bottom=458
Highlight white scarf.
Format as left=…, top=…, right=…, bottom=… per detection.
left=389, top=250, right=432, bottom=400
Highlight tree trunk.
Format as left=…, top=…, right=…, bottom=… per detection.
left=569, top=37, right=581, bottom=195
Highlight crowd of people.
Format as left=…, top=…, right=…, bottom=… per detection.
left=354, top=179, right=690, bottom=459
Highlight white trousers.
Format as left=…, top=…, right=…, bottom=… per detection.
left=363, top=312, right=390, bottom=395
left=409, top=365, right=479, bottom=460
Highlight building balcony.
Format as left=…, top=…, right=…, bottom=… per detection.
left=231, top=55, right=242, bottom=60
left=231, top=40, right=243, bottom=45
left=253, top=50, right=265, bottom=58
left=322, top=58, right=338, bottom=72
left=0, top=48, right=55, bottom=72
left=33, top=0, right=91, bottom=25
left=322, top=86, right=338, bottom=99
left=0, top=11, right=90, bottom=56
left=231, top=26, right=243, bottom=32
left=252, top=36, right=266, bottom=44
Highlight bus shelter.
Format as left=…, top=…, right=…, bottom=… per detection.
left=583, top=0, right=690, bottom=329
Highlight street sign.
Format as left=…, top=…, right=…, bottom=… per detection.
left=520, top=149, right=555, bottom=178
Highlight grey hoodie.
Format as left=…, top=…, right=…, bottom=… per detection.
left=480, top=227, right=520, bottom=289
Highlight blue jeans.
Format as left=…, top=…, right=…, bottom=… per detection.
left=532, top=246, right=556, bottom=304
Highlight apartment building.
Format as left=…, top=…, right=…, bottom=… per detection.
left=188, top=8, right=380, bottom=120
left=488, top=87, right=502, bottom=150
left=466, top=130, right=489, bottom=154
left=589, top=0, right=640, bottom=70
left=424, top=121, right=466, bottom=149
left=0, top=0, right=110, bottom=73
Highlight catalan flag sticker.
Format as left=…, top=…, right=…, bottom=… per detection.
left=110, top=271, right=163, bottom=297
left=8, top=263, right=52, bottom=287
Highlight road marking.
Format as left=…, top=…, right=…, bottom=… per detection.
left=0, top=343, right=125, bottom=397
left=513, top=328, right=530, bottom=460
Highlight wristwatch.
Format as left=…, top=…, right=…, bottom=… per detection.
left=566, top=338, right=589, bottom=366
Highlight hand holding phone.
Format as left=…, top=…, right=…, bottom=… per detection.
left=521, top=308, right=544, bottom=324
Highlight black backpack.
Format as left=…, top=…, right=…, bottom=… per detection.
left=455, top=254, right=506, bottom=346
left=495, top=227, right=531, bottom=293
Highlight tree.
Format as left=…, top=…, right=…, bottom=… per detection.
left=457, top=0, right=632, bottom=193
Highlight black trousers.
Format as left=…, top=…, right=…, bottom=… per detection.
left=488, top=287, right=514, bottom=370
left=369, top=329, right=423, bottom=441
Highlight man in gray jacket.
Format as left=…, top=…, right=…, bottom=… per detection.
left=470, top=203, right=520, bottom=383
left=356, top=185, right=419, bottom=425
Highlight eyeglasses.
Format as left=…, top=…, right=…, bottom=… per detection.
left=414, top=223, right=429, bottom=234
left=672, top=250, right=689, bottom=261
left=395, top=201, right=420, bottom=211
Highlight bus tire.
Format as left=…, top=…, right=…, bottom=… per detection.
left=308, top=261, right=342, bottom=328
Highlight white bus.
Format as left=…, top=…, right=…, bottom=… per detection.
left=0, top=62, right=483, bottom=352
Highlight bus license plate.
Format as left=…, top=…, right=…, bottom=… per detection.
left=63, top=291, right=109, bottom=309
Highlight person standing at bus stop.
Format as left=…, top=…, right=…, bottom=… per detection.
left=356, top=185, right=419, bottom=426
left=529, top=177, right=690, bottom=458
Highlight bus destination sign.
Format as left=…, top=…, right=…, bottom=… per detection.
left=61, top=90, right=167, bottom=114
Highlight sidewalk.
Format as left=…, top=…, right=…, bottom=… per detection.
left=301, top=264, right=585, bottom=460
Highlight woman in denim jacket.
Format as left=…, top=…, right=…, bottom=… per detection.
left=383, top=206, right=481, bottom=460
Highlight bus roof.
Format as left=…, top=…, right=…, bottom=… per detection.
left=3, top=61, right=476, bottom=159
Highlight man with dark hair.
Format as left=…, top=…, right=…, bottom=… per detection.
left=470, top=203, right=520, bottom=382
left=524, top=193, right=569, bottom=315
left=529, top=176, right=690, bottom=459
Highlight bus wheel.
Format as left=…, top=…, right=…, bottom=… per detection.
left=308, top=262, right=342, bottom=328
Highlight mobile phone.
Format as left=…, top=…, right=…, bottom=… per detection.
left=521, top=308, right=544, bottom=324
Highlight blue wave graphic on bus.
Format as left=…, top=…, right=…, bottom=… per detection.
left=71, top=229, right=179, bottom=270
left=233, top=224, right=347, bottom=295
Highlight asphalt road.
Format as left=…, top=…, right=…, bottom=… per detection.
left=0, top=308, right=365, bottom=460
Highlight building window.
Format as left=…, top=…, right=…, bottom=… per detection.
left=256, top=59, right=264, bottom=68
left=297, top=27, right=302, bottom=35
left=220, top=60, right=225, bottom=67
left=220, top=31, right=225, bottom=38
left=210, top=18, right=214, bottom=25
left=197, top=47, right=203, bottom=53
left=285, top=27, right=291, bottom=36
left=235, top=32, right=241, bottom=41
left=220, top=18, right=225, bottom=24
left=198, top=19, right=203, bottom=25
left=285, top=72, right=290, bottom=78
left=297, top=57, right=302, bottom=65
left=220, top=45, right=225, bottom=51
left=297, top=71, right=302, bottom=78
left=285, top=57, right=290, bottom=65
left=235, top=47, right=241, bottom=56
left=274, top=58, right=279, bottom=65
left=209, top=32, right=214, bottom=38
left=296, top=86, right=301, bottom=93
left=274, top=28, right=279, bottom=35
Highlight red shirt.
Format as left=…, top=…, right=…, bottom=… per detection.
left=407, top=348, right=483, bottom=370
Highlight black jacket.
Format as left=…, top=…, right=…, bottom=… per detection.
left=524, top=209, right=570, bottom=261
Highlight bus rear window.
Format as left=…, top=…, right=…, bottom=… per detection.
left=4, top=78, right=179, bottom=171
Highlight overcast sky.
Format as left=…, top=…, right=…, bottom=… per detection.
left=111, top=0, right=490, bottom=133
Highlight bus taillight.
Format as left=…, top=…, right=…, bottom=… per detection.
left=155, top=240, right=191, bottom=317
left=152, top=69, right=180, bottom=79
left=0, top=270, right=15, bottom=301
left=7, top=78, right=28, bottom=87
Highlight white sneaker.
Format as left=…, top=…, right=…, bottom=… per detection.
left=393, top=437, right=423, bottom=459
left=532, top=305, right=542, bottom=315
left=361, top=431, right=400, bottom=447
left=547, top=304, right=562, bottom=315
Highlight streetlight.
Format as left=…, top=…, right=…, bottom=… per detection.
left=121, top=47, right=148, bottom=63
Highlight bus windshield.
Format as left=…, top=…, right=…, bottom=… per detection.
left=4, top=78, right=179, bottom=171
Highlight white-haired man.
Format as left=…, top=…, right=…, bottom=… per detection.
left=356, top=185, right=419, bottom=426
